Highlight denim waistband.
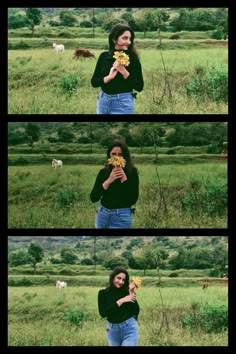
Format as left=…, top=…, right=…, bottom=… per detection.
left=100, top=205, right=131, bottom=213
left=101, top=91, right=133, bottom=99
left=108, top=317, right=136, bottom=327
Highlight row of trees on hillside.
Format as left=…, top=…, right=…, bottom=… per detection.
left=8, top=8, right=228, bottom=39
left=8, top=238, right=228, bottom=277
left=8, top=122, right=227, bottom=153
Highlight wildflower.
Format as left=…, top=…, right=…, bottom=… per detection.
left=132, top=277, right=142, bottom=290
left=113, top=51, right=130, bottom=67
left=107, top=155, right=126, bottom=168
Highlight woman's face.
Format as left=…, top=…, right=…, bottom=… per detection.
left=110, top=146, right=123, bottom=157
left=113, top=272, right=126, bottom=288
left=114, top=30, right=131, bottom=50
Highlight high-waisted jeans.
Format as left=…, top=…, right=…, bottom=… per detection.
left=96, top=91, right=134, bottom=114
left=95, top=205, right=132, bottom=229
left=107, top=317, right=138, bottom=346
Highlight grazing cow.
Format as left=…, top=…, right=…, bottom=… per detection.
left=202, top=283, right=209, bottom=290
left=52, top=43, right=65, bottom=53
left=52, top=159, right=63, bottom=168
left=73, top=48, right=95, bottom=60
left=56, top=280, right=67, bottom=289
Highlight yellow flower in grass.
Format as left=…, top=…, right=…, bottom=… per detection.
left=107, top=155, right=126, bottom=168
left=132, top=277, right=142, bottom=290
left=113, top=51, right=130, bottom=67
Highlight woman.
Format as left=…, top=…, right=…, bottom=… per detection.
left=90, top=139, right=139, bottom=229
left=98, top=266, right=140, bottom=346
left=91, top=23, right=144, bottom=114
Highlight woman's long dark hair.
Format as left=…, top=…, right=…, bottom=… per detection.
left=105, top=139, right=137, bottom=176
left=107, top=266, right=130, bottom=291
left=108, top=23, right=139, bottom=60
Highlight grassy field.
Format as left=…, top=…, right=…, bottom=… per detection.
left=8, top=284, right=228, bottom=346
left=8, top=161, right=227, bottom=228
left=8, top=46, right=228, bottom=114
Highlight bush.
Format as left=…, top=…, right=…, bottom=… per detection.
left=186, top=65, right=228, bottom=103
left=81, top=258, right=93, bottom=265
left=64, top=307, right=85, bottom=326
left=211, top=29, right=223, bottom=40
left=8, top=40, right=31, bottom=49
left=54, top=188, right=79, bottom=208
left=182, top=302, right=228, bottom=333
left=58, top=74, right=79, bottom=95
left=169, top=34, right=180, bottom=39
left=181, top=179, right=227, bottom=217
left=168, top=272, right=179, bottom=277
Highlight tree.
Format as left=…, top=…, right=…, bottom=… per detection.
left=148, top=124, right=166, bottom=161
left=8, top=249, right=32, bottom=266
left=8, top=129, right=26, bottom=145
left=59, top=11, right=78, bottom=27
left=136, top=10, right=157, bottom=38
left=28, top=242, right=44, bottom=273
left=154, top=9, right=170, bottom=47
left=57, top=127, right=75, bottom=142
left=169, top=8, right=189, bottom=32
left=26, top=8, right=42, bottom=36
left=8, top=14, right=29, bottom=29
left=60, top=247, right=78, bottom=264
left=211, top=243, right=228, bottom=276
left=214, top=8, right=228, bottom=38
left=104, top=256, right=128, bottom=270
left=25, top=123, right=41, bottom=150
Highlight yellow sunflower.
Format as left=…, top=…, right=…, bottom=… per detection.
left=107, top=155, right=126, bottom=168
left=132, top=277, right=142, bottom=290
left=113, top=51, right=130, bottom=67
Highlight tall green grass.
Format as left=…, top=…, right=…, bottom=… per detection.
left=8, top=285, right=228, bottom=346
left=8, top=162, right=227, bottom=228
left=8, top=47, right=228, bottom=114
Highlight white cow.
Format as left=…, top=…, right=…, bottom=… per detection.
left=56, top=280, right=67, bottom=289
left=52, top=43, right=65, bottom=53
left=52, top=159, right=63, bottom=168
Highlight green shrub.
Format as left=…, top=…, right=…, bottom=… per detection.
left=181, top=179, right=227, bottom=217
left=54, top=188, right=79, bottom=208
left=9, top=40, right=31, bottom=49
left=64, top=307, right=85, bottom=326
left=211, top=29, right=224, bottom=40
left=58, top=74, right=79, bottom=95
left=168, top=271, right=179, bottom=277
left=186, top=65, right=228, bottom=103
left=182, top=302, right=228, bottom=333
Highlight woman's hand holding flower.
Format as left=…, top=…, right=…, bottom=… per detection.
left=109, top=167, right=127, bottom=183
left=129, top=281, right=136, bottom=294
left=104, top=66, right=118, bottom=83
left=113, top=60, right=130, bottom=79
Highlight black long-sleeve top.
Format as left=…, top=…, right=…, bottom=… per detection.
left=91, top=50, right=144, bottom=94
left=90, top=167, right=139, bottom=209
left=98, top=286, right=140, bottom=324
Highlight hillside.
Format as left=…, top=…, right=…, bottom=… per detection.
left=8, top=235, right=227, bottom=254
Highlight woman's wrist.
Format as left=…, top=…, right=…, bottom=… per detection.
left=121, top=70, right=130, bottom=79
left=102, top=179, right=110, bottom=190
left=117, top=298, right=123, bottom=307
left=104, top=76, right=110, bottom=84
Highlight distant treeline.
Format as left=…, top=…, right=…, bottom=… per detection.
left=8, top=8, right=228, bottom=40
left=8, top=122, right=227, bottom=154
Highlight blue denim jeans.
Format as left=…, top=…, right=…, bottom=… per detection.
left=95, top=205, right=132, bottom=229
left=96, top=91, right=134, bottom=114
left=107, top=317, right=138, bottom=346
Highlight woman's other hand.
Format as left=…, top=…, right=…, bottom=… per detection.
left=104, top=66, right=118, bottom=83
left=117, top=293, right=136, bottom=306
left=102, top=167, right=124, bottom=190
left=129, top=282, right=136, bottom=294
left=109, top=167, right=125, bottom=183
left=113, top=60, right=130, bottom=79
